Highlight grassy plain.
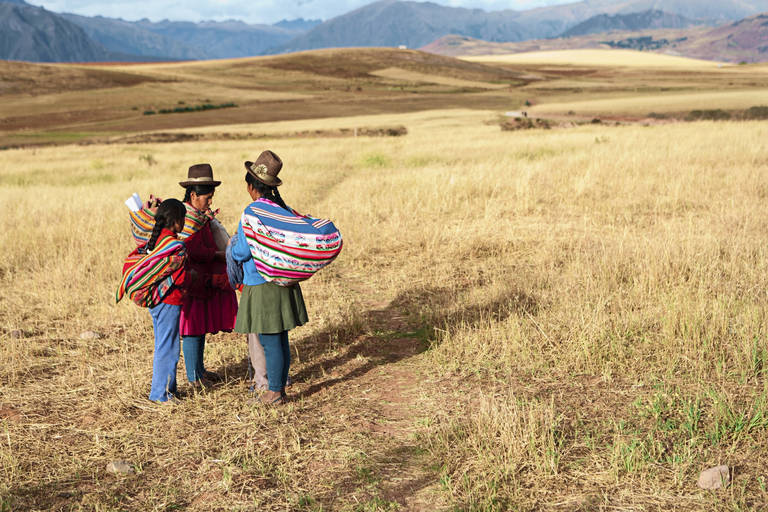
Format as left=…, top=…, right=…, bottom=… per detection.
left=463, top=49, right=728, bottom=68
left=2, top=48, right=768, bottom=510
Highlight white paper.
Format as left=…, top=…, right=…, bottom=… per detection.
left=124, top=193, right=142, bottom=212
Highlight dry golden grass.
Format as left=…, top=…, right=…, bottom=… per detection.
left=2, top=107, right=768, bottom=510
left=463, top=49, right=728, bottom=68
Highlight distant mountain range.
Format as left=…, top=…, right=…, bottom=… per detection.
left=562, top=9, right=696, bottom=37
left=59, top=14, right=319, bottom=60
left=276, top=0, right=768, bottom=53
left=1, top=0, right=768, bottom=62
left=0, top=1, right=113, bottom=62
left=0, top=0, right=320, bottom=61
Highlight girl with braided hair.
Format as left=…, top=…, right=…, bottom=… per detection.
left=231, top=150, right=308, bottom=405
left=144, top=198, right=188, bottom=403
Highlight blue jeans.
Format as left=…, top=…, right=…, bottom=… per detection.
left=182, top=335, right=206, bottom=382
left=259, top=331, right=290, bottom=392
left=148, top=303, right=181, bottom=402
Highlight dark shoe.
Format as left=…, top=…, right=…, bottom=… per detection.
left=202, top=370, right=222, bottom=382
left=190, top=379, right=213, bottom=392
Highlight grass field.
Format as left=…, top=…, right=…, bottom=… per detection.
left=2, top=105, right=768, bottom=510
left=2, top=48, right=768, bottom=510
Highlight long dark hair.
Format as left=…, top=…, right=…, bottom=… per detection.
left=183, top=184, right=216, bottom=203
left=245, top=173, right=288, bottom=210
left=141, top=198, right=187, bottom=253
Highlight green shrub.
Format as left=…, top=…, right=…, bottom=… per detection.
left=743, top=106, right=768, bottom=120
left=685, top=109, right=731, bottom=121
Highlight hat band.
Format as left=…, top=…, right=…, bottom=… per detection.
left=250, top=163, right=275, bottom=182
left=184, top=176, right=216, bottom=183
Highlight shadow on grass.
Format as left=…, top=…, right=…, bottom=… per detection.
left=5, top=473, right=190, bottom=512
left=219, top=284, right=539, bottom=400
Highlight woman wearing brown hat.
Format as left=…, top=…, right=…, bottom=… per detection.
left=230, top=150, right=308, bottom=405
left=178, top=163, right=238, bottom=387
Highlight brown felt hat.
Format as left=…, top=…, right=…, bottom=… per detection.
left=179, top=163, right=221, bottom=188
left=245, top=150, right=283, bottom=187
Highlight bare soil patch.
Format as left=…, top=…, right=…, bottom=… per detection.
left=0, top=60, right=160, bottom=96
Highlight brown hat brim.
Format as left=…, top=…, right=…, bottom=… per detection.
left=244, top=161, right=282, bottom=187
left=179, top=180, right=221, bottom=188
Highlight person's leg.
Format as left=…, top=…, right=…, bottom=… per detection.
left=248, top=333, right=268, bottom=391
left=280, top=331, right=290, bottom=392
left=149, top=303, right=181, bottom=402
left=197, top=334, right=206, bottom=377
left=258, top=333, right=285, bottom=393
left=181, top=335, right=203, bottom=382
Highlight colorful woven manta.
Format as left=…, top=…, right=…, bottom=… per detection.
left=241, top=198, right=342, bottom=286
left=116, top=236, right=186, bottom=308
left=129, top=200, right=215, bottom=246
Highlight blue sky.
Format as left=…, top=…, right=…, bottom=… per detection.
left=29, top=0, right=576, bottom=24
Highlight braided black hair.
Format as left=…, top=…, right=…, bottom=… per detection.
left=245, top=172, right=288, bottom=210
left=141, top=198, right=187, bottom=253
left=183, top=184, right=216, bottom=203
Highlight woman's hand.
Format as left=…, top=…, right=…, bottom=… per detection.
left=210, top=274, right=230, bottom=290
left=145, top=194, right=162, bottom=213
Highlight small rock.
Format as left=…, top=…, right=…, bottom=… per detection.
left=79, top=331, right=101, bottom=340
left=0, top=406, right=22, bottom=422
left=106, top=461, right=134, bottom=475
left=10, top=330, right=23, bottom=339
left=698, top=465, right=730, bottom=490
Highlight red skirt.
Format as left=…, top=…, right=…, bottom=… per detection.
left=179, top=287, right=238, bottom=336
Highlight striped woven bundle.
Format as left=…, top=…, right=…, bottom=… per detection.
left=241, top=198, right=342, bottom=286
left=116, top=236, right=186, bottom=308
left=129, top=201, right=215, bottom=246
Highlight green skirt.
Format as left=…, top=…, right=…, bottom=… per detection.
left=235, top=282, right=308, bottom=334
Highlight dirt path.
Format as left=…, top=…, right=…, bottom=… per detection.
left=288, top=284, right=449, bottom=510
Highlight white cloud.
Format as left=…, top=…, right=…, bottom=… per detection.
left=29, top=0, right=576, bottom=24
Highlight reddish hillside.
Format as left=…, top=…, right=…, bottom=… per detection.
left=423, top=13, right=768, bottom=63
left=677, top=13, right=768, bottom=63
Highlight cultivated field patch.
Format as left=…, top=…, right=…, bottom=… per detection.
left=528, top=88, right=768, bottom=116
